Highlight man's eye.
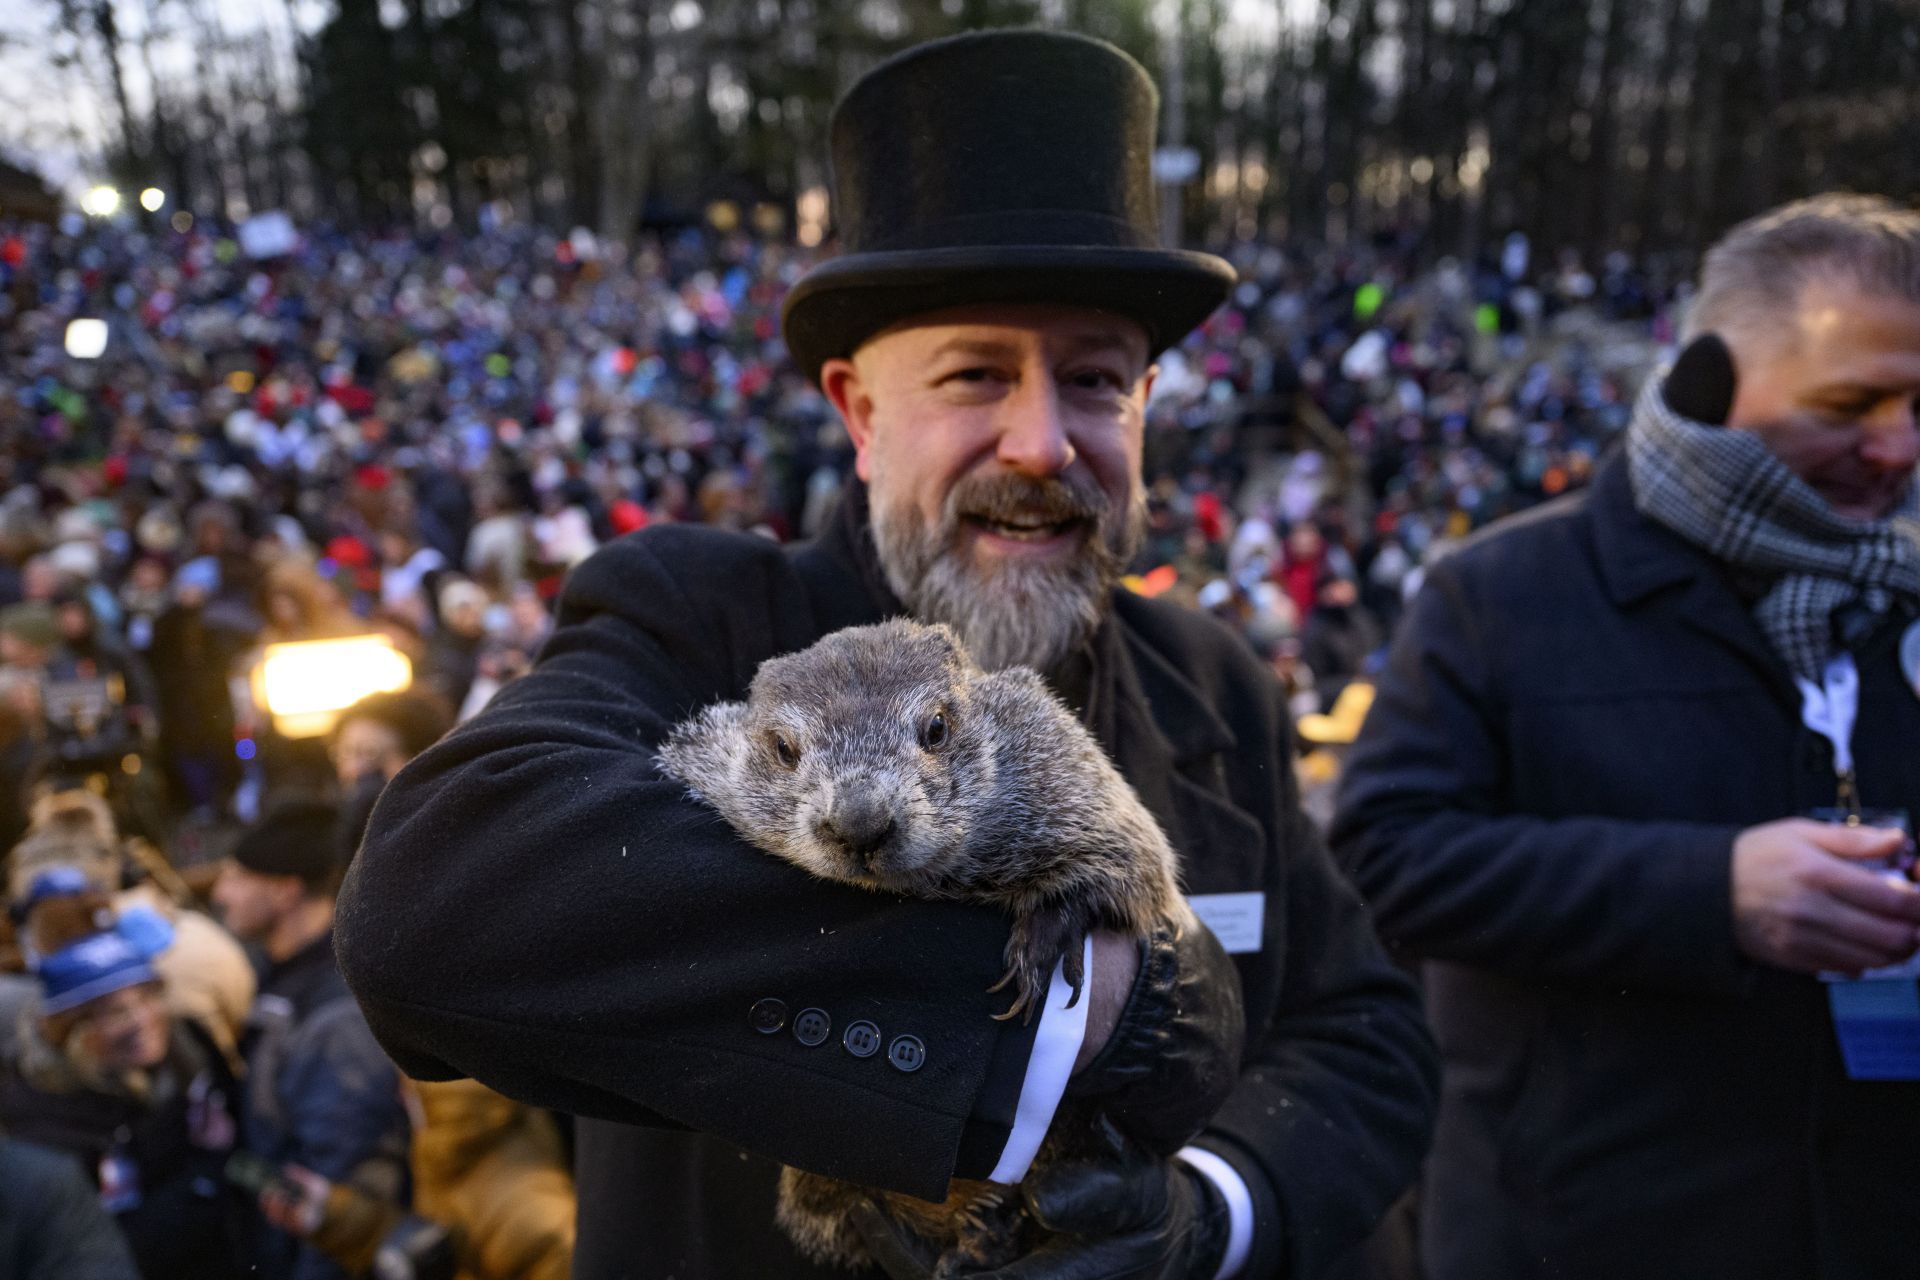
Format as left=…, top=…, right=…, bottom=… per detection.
left=1071, top=369, right=1125, bottom=392
left=945, top=367, right=995, bottom=384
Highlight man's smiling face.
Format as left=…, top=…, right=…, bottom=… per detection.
left=1727, top=277, right=1920, bottom=520
left=821, top=303, right=1155, bottom=672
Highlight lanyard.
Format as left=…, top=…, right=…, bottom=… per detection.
left=1796, top=653, right=1862, bottom=819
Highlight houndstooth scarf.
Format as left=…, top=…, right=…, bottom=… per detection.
left=1626, top=376, right=1920, bottom=682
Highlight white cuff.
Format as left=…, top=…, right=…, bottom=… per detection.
left=986, top=936, right=1093, bottom=1184
left=1174, top=1145, right=1254, bottom=1280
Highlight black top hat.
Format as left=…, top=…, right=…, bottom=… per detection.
left=780, top=29, right=1236, bottom=383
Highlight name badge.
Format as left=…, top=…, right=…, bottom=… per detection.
left=1826, top=979, right=1920, bottom=1081
left=1187, top=892, right=1264, bottom=954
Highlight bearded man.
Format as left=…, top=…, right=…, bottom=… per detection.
left=339, top=30, right=1435, bottom=1280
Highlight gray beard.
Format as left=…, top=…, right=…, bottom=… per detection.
left=869, top=471, right=1145, bottom=673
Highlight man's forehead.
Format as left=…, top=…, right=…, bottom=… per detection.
left=858, top=303, right=1151, bottom=362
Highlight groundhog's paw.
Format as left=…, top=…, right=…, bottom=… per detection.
left=989, top=903, right=1086, bottom=1025
left=932, top=1184, right=1025, bottom=1277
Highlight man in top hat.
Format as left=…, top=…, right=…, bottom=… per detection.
left=339, top=29, right=1435, bottom=1279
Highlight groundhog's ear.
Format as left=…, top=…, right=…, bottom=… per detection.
left=655, top=702, right=751, bottom=796
left=924, top=623, right=978, bottom=672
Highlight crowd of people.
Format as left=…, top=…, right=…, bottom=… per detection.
left=0, top=206, right=1686, bottom=1278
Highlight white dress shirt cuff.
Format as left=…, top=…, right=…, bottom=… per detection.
left=987, top=935, right=1094, bottom=1184
left=1175, top=1145, right=1255, bottom=1280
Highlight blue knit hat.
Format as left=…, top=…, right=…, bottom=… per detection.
left=34, top=900, right=174, bottom=1016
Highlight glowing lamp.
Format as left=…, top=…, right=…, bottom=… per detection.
left=65, top=318, right=109, bottom=359
left=140, top=188, right=165, bottom=212
left=252, top=635, right=412, bottom=738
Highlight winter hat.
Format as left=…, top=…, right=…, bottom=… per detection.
left=230, top=800, right=345, bottom=889
left=32, top=892, right=174, bottom=1016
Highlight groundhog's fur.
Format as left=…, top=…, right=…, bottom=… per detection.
left=657, top=618, right=1191, bottom=1274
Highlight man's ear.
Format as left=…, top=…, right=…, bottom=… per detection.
left=820, top=357, right=877, bottom=482
left=1662, top=333, right=1737, bottom=425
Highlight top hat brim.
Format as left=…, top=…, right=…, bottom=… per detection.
left=781, top=245, right=1236, bottom=385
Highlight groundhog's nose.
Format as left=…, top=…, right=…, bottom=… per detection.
left=821, top=796, right=898, bottom=863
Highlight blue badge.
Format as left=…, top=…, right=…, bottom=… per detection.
left=1901, top=618, right=1920, bottom=701
left=1828, top=979, right=1920, bottom=1080
left=98, top=1151, right=143, bottom=1213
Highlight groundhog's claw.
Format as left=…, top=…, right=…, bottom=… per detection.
left=991, top=904, right=1088, bottom=1025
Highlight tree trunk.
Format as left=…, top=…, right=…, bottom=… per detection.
left=595, top=0, right=654, bottom=243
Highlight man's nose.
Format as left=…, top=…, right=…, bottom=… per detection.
left=1861, top=398, right=1920, bottom=471
left=994, top=376, right=1075, bottom=477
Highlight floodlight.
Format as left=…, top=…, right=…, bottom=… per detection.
left=252, top=635, right=413, bottom=738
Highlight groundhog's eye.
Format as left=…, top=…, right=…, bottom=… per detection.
left=770, top=732, right=800, bottom=768
left=920, top=712, right=949, bottom=750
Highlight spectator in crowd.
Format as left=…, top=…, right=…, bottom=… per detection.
left=212, top=800, right=410, bottom=1280
left=1333, top=194, right=1920, bottom=1279
left=0, top=873, right=243, bottom=1279
left=420, top=579, right=489, bottom=711
left=146, top=559, right=251, bottom=819
left=1299, top=568, right=1384, bottom=711
left=9, top=788, right=255, bottom=1067
left=329, top=687, right=457, bottom=833
left=0, top=1134, right=142, bottom=1280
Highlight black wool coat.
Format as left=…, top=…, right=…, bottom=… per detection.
left=337, top=487, right=1437, bottom=1279
left=1331, top=456, right=1920, bottom=1280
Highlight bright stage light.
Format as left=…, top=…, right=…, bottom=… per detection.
left=82, top=186, right=121, bottom=217
left=252, top=635, right=413, bottom=738
left=140, top=188, right=165, bottom=212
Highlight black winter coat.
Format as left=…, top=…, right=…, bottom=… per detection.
left=338, top=487, right=1437, bottom=1279
left=1332, top=457, right=1920, bottom=1280
left=0, top=1137, right=140, bottom=1280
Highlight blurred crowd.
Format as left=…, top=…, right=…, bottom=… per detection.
left=0, top=211, right=1685, bottom=1277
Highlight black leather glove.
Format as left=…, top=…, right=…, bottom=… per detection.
left=971, top=1136, right=1231, bottom=1280
left=1067, top=919, right=1246, bottom=1157
left=850, top=920, right=1245, bottom=1280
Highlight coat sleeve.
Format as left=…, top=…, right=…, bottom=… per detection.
left=1328, top=558, right=1751, bottom=995
left=1191, top=670, right=1439, bottom=1280
left=335, top=529, right=1034, bottom=1202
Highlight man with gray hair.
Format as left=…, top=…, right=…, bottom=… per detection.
left=1334, top=191, right=1920, bottom=1280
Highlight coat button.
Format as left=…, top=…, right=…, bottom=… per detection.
left=749, top=998, right=788, bottom=1035
left=793, top=1008, right=831, bottom=1047
left=888, top=1035, right=926, bottom=1073
left=843, top=1020, right=882, bottom=1058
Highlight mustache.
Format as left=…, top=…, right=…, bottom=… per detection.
left=943, top=471, right=1110, bottom=527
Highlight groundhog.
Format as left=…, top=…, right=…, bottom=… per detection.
left=656, top=618, right=1192, bottom=1274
